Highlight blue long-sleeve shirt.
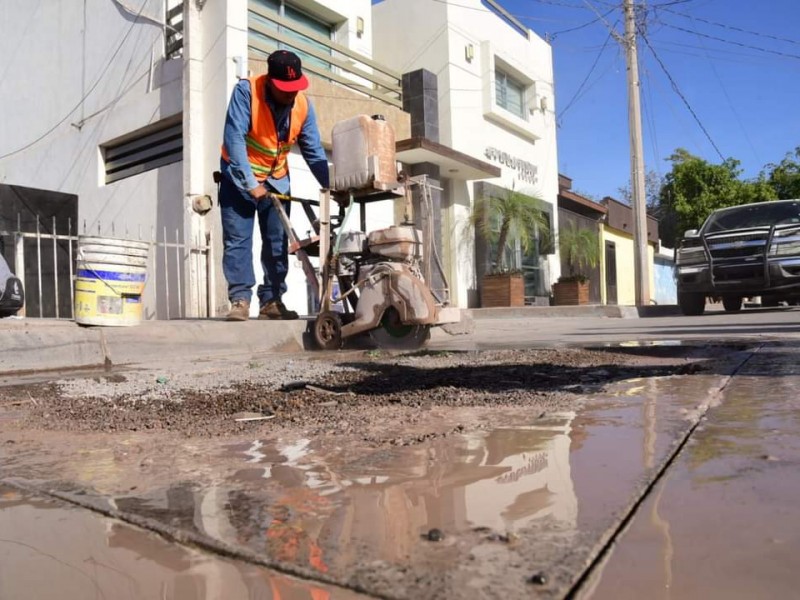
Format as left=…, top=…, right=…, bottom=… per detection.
left=220, top=78, right=330, bottom=195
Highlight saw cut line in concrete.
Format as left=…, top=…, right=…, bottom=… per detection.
left=565, top=345, right=761, bottom=599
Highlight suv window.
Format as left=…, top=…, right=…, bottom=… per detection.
left=705, top=201, right=800, bottom=233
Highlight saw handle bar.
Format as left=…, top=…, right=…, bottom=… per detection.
left=269, top=192, right=346, bottom=229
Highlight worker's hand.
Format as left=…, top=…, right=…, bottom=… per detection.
left=249, top=184, right=268, bottom=201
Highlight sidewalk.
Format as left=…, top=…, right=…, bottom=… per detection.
left=0, top=304, right=683, bottom=376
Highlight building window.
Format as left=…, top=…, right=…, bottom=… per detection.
left=249, top=0, right=333, bottom=71
left=165, top=0, right=184, bottom=60
left=103, top=119, right=182, bottom=184
left=495, top=69, right=525, bottom=119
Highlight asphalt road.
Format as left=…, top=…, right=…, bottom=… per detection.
left=2, top=305, right=800, bottom=599
left=435, top=304, right=800, bottom=351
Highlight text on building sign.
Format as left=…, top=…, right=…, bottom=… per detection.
left=484, top=147, right=538, bottom=184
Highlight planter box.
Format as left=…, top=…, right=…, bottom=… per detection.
left=552, top=280, right=589, bottom=305
left=481, top=273, right=524, bottom=307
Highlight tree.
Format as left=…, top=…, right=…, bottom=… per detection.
left=764, top=147, right=800, bottom=200
left=557, top=225, right=599, bottom=283
left=617, top=169, right=664, bottom=210
left=657, top=148, right=777, bottom=246
left=470, top=187, right=550, bottom=273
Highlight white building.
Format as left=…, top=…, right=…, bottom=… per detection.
left=0, top=0, right=559, bottom=319
left=374, top=0, right=561, bottom=305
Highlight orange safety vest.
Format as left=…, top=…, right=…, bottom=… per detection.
left=221, top=74, right=309, bottom=182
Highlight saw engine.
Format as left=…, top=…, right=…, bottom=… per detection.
left=313, top=224, right=438, bottom=350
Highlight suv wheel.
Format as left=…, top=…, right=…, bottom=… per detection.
left=722, top=296, right=742, bottom=312
left=678, top=291, right=705, bottom=316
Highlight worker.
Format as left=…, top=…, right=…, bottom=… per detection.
left=219, top=49, right=330, bottom=321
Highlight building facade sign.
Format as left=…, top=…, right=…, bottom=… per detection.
left=484, top=147, right=538, bottom=184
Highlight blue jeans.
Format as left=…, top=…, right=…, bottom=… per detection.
left=219, top=175, right=291, bottom=306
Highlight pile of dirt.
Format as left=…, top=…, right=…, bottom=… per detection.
left=1, top=347, right=718, bottom=440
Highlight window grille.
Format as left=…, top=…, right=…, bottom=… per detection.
left=495, top=69, right=525, bottom=118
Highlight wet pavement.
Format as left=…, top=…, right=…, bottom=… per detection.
left=2, top=341, right=799, bottom=598
left=580, top=343, right=800, bottom=600
left=0, top=484, right=367, bottom=599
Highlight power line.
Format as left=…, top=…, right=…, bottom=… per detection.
left=660, top=6, right=800, bottom=46
left=652, top=0, right=698, bottom=6
left=549, top=7, right=615, bottom=38
left=639, top=65, right=662, bottom=182
left=661, top=22, right=800, bottom=60
left=581, top=0, right=624, bottom=41
left=557, top=29, right=615, bottom=121
left=694, top=31, right=761, bottom=165
left=640, top=32, right=725, bottom=161
left=644, top=39, right=788, bottom=64
left=0, top=1, right=151, bottom=160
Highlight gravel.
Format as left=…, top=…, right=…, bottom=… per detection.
left=2, top=346, right=713, bottom=441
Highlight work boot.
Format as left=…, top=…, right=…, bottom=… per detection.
left=259, top=300, right=298, bottom=320
left=226, top=298, right=250, bottom=321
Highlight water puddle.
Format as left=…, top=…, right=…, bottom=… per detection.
left=119, top=376, right=711, bottom=580
left=582, top=347, right=800, bottom=599
left=2, top=371, right=731, bottom=598
left=0, top=484, right=365, bottom=599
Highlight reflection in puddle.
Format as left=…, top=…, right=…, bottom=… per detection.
left=0, top=485, right=365, bottom=599
left=584, top=348, right=800, bottom=599
left=217, top=413, right=578, bottom=572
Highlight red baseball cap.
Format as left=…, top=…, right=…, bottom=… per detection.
left=267, top=50, right=309, bottom=92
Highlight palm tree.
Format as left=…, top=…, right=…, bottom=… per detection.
left=558, top=224, right=600, bottom=282
left=470, top=187, right=550, bottom=273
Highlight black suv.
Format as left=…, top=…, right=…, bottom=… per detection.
left=675, top=199, right=800, bottom=315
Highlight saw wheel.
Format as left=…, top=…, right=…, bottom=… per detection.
left=313, top=311, right=343, bottom=350
left=369, top=307, right=431, bottom=350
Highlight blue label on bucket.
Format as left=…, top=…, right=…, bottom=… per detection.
left=77, top=269, right=146, bottom=282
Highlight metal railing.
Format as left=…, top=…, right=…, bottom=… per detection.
left=1, top=215, right=212, bottom=320
left=247, top=4, right=403, bottom=108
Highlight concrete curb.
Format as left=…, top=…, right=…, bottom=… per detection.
left=465, top=304, right=682, bottom=319
left=1, top=318, right=310, bottom=375
left=0, top=304, right=682, bottom=375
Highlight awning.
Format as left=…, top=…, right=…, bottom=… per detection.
left=395, top=137, right=501, bottom=181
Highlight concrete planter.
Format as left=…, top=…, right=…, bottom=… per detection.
left=481, top=273, right=524, bottom=307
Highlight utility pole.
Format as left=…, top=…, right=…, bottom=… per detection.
left=623, top=0, right=650, bottom=306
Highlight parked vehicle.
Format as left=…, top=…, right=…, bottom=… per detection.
left=675, top=199, right=800, bottom=315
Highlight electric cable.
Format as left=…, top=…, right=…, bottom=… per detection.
left=652, top=0, right=698, bottom=6
left=694, top=31, right=761, bottom=165
left=0, top=0, right=151, bottom=160
left=660, top=22, right=800, bottom=61
left=639, top=65, right=663, bottom=195
left=557, top=29, right=615, bottom=122
left=640, top=32, right=725, bottom=161
left=581, top=0, right=624, bottom=41
left=549, top=7, right=615, bottom=38
left=660, top=6, right=800, bottom=46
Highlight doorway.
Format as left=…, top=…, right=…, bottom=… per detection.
left=605, top=241, right=617, bottom=305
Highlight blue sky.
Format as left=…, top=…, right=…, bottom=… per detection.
left=493, top=0, right=800, bottom=200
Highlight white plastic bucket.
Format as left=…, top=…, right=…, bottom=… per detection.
left=74, top=236, right=150, bottom=326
